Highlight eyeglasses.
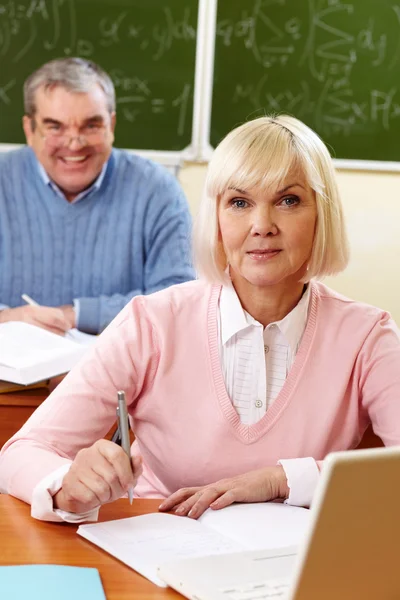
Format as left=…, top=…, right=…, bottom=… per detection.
left=35, top=122, right=108, bottom=149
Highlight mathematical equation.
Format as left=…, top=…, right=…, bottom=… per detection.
left=113, top=73, right=192, bottom=137
left=0, top=0, right=197, bottom=143
left=215, top=0, right=400, bottom=136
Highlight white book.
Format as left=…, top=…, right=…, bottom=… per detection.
left=77, top=503, right=311, bottom=587
left=0, top=321, right=96, bottom=385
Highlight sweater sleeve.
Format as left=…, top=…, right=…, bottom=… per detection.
left=277, top=312, right=400, bottom=508
left=0, top=297, right=159, bottom=507
left=357, top=312, right=400, bottom=445
left=75, top=171, right=194, bottom=334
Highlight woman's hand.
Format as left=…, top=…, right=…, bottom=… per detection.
left=53, top=439, right=142, bottom=514
left=159, top=466, right=289, bottom=519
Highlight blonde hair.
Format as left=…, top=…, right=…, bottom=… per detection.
left=193, top=115, right=350, bottom=283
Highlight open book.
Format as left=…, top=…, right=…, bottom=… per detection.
left=77, top=503, right=311, bottom=587
left=0, top=321, right=96, bottom=385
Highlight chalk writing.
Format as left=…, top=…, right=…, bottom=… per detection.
left=0, top=77, right=15, bottom=104
left=0, top=0, right=197, bottom=149
left=213, top=0, right=400, bottom=160
left=153, top=7, right=196, bottom=60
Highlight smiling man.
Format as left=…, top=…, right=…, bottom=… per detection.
left=0, top=58, right=194, bottom=334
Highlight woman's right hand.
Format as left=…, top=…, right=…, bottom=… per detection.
left=53, top=439, right=142, bottom=514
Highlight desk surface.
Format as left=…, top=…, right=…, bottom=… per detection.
left=0, top=376, right=63, bottom=406
left=0, top=377, right=121, bottom=449
left=0, top=495, right=181, bottom=599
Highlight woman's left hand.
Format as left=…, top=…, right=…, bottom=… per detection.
left=158, top=466, right=289, bottom=519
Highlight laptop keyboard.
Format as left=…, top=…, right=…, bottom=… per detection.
left=219, top=579, right=290, bottom=600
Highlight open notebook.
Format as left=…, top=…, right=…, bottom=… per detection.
left=158, top=447, right=400, bottom=600
left=77, top=502, right=310, bottom=587
left=0, top=321, right=96, bottom=385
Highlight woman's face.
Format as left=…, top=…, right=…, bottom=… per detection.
left=218, top=170, right=317, bottom=292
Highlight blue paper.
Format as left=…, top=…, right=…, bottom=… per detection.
left=0, top=565, right=106, bottom=599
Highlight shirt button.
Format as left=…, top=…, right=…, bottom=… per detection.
left=255, top=400, right=263, bottom=408
left=264, top=345, right=269, bottom=354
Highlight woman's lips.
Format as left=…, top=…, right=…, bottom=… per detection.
left=247, top=249, right=282, bottom=260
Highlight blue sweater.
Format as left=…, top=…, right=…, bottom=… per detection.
left=0, top=147, right=194, bottom=333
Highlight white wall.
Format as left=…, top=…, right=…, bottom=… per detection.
left=179, top=164, right=400, bottom=324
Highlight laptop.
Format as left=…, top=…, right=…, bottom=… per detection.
left=157, top=446, right=400, bottom=600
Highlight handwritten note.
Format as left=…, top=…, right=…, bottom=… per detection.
left=78, top=503, right=310, bottom=587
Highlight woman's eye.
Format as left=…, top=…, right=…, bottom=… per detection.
left=230, top=198, right=248, bottom=209
left=281, top=196, right=299, bottom=207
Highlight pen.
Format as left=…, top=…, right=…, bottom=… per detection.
left=21, top=293, right=39, bottom=307
left=116, top=390, right=134, bottom=504
left=22, top=294, right=78, bottom=341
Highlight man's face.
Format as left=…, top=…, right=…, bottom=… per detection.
left=23, top=84, right=116, bottom=201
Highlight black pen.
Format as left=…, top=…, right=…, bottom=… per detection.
left=116, top=390, right=134, bottom=504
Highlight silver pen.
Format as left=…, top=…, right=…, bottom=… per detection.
left=116, top=390, right=134, bottom=504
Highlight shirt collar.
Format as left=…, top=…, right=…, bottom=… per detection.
left=219, top=280, right=311, bottom=355
left=36, top=158, right=108, bottom=204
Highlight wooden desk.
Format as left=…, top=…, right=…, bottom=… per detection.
left=0, top=385, right=54, bottom=449
left=0, top=495, right=180, bottom=600
left=0, top=377, right=120, bottom=449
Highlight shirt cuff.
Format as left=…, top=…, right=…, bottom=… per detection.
left=278, top=457, right=320, bottom=508
left=31, top=463, right=100, bottom=523
left=73, top=299, right=80, bottom=325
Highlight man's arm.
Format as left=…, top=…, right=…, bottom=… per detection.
left=74, top=171, right=195, bottom=334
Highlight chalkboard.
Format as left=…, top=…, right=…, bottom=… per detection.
left=211, top=0, right=400, bottom=163
left=0, top=0, right=198, bottom=152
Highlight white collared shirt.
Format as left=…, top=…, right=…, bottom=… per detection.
left=219, top=281, right=310, bottom=424
left=36, top=158, right=108, bottom=204
left=218, top=281, right=319, bottom=506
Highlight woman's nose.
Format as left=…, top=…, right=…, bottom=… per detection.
left=251, top=209, right=278, bottom=236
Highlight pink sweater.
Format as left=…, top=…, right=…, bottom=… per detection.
left=1, top=280, right=400, bottom=505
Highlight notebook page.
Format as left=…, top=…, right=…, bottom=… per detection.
left=198, top=502, right=311, bottom=549
left=65, top=329, right=98, bottom=345
left=78, top=512, right=246, bottom=587
left=0, top=322, right=79, bottom=368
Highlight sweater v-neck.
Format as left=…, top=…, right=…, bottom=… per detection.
left=25, top=147, right=115, bottom=217
left=207, top=282, right=319, bottom=443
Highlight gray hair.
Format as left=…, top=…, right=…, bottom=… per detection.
left=23, top=57, right=116, bottom=116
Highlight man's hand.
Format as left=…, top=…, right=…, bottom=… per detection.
left=53, top=439, right=142, bottom=514
left=0, top=305, right=71, bottom=335
left=159, top=466, right=289, bottom=519
left=59, top=304, right=76, bottom=329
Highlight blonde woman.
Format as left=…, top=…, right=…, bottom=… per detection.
left=1, top=115, right=399, bottom=523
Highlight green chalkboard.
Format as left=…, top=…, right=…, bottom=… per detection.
left=0, top=0, right=198, bottom=152
left=212, top=0, right=400, bottom=162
